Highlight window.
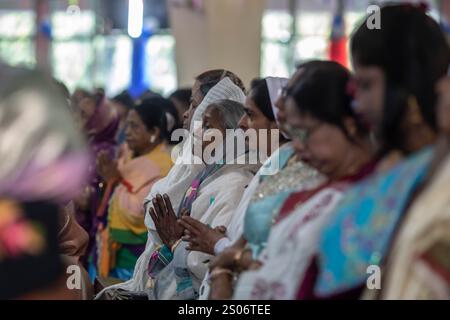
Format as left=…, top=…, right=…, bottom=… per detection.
left=146, top=34, right=177, bottom=96
left=0, top=10, right=35, bottom=67
left=0, top=6, right=176, bottom=96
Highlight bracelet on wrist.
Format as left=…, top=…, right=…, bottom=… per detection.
left=171, top=238, right=183, bottom=253
left=233, top=247, right=251, bottom=272
left=210, top=267, right=234, bottom=282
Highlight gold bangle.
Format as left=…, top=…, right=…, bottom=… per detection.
left=233, top=247, right=251, bottom=271
left=171, top=238, right=183, bottom=253
left=210, top=267, right=234, bottom=281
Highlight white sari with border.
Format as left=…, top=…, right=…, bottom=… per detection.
left=233, top=182, right=348, bottom=300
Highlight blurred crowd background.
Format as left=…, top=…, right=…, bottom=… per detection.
left=1, top=0, right=449, bottom=98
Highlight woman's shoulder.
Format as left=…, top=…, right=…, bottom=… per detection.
left=339, top=145, right=435, bottom=199
left=144, top=144, right=174, bottom=175
left=220, top=164, right=258, bottom=181
left=203, top=166, right=255, bottom=193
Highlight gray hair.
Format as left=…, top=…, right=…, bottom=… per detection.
left=206, top=99, right=245, bottom=129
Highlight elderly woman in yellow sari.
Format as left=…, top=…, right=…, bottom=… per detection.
left=97, top=97, right=173, bottom=281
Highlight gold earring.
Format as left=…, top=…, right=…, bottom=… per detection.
left=407, top=96, right=423, bottom=126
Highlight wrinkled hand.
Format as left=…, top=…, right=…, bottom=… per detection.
left=209, top=271, right=234, bottom=300
left=208, top=240, right=257, bottom=300
left=209, top=247, right=239, bottom=271
left=149, top=194, right=187, bottom=248
left=96, top=151, right=121, bottom=182
left=178, top=216, right=226, bottom=255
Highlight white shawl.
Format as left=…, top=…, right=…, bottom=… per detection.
left=154, top=160, right=259, bottom=300
left=233, top=184, right=347, bottom=300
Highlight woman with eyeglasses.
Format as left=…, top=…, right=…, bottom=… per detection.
left=208, top=61, right=374, bottom=300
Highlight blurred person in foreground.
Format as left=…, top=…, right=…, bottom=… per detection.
left=0, top=63, right=91, bottom=299
left=299, top=3, right=450, bottom=300
left=378, top=76, right=450, bottom=299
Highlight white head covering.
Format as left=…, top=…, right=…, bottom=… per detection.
left=265, top=77, right=289, bottom=138
left=95, top=77, right=246, bottom=295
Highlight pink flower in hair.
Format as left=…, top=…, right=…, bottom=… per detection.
left=0, top=200, right=45, bottom=259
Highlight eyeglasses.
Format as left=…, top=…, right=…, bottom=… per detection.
left=284, top=122, right=322, bottom=145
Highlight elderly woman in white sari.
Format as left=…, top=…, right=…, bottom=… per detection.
left=208, top=61, right=374, bottom=300
left=96, top=70, right=247, bottom=299
left=146, top=99, right=260, bottom=300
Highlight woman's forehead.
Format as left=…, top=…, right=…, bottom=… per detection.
left=127, top=109, right=143, bottom=124
left=192, top=81, right=202, bottom=96
left=204, top=107, right=226, bottom=124
left=286, top=103, right=318, bottom=126
left=203, top=107, right=218, bottom=118
left=244, top=95, right=258, bottom=111
left=353, top=64, right=384, bottom=79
